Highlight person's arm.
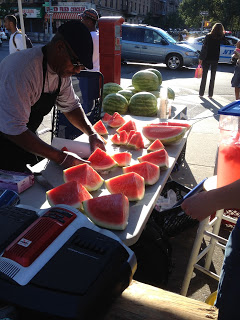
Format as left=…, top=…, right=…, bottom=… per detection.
left=181, top=179, right=240, bottom=221
left=199, top=35, right=208, bottom=61
left=14, top=33, right=25, bottom=51
left=5, top=129, right=90, bottom=169
left=63, top=107, right=106, bottom=152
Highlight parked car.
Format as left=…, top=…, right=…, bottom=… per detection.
left=121, top=24, right=199, bottom=70
left=181, top=35, right=240, bottom=64
left=0, top=31, right=8, bottom=41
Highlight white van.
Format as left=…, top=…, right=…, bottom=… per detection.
left=121, top=24, right=199, bottom=70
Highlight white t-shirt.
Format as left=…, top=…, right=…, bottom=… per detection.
left=0, top=46, right=82, bottom=135
left=89, top=30, right=100, bottom=71
left=9, top=31, right=25, bottom=54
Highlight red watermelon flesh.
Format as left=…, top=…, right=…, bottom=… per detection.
left=119, top=130, right=128, bottom=145
left=117, top=120, right=137, bottom=134
left=93, top=120, right=108, bottom=136
left=112, top=152, right=132, bottom=167
left=105, top=172, right=145, bottom=201
left=138, top=149, right=169, bottom=169
left=83, top=193, right=129, bottom=230
left=149, top=121, right=191, bottom=130
left=123, top=161, right=160, bottom=185
left=127, top=130, right=137, bottom=143
left=142, top=125, right=186, bottom=145
left=147, top=139, right=164, bottom=152
left=63, top=163, right=104, bottom=192
left=46, top=181, right=92, bottom=210
left=111, top=133, right=121, bottom=145
left=88, top=148, right=118, bottom=171
left=107, top=112, right=125, bottom=128
left=127, top=131, right=145, bottom=149
left=102, top=112, right=112, bottom=123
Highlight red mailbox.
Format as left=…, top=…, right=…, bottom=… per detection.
left=98, top=16, right=125, bottom=84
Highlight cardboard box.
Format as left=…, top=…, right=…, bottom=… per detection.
left=0, top=170, right=34, bottom=194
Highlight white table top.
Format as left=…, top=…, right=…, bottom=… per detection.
left=20, top=115, right=191, bottom=246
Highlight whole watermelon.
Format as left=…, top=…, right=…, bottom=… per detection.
left=118, top=90, right=134, bottom=102
left=129, top=92, right=158, bottom=116
left=103, top=82, right=123, bottom=99
left=146, top=68, right=163, bottom=86
left=132, top=70, right=159, bottom=92
left=103, top=93, right=128, bottom=115
left=167, top=87, right=175, bottom=100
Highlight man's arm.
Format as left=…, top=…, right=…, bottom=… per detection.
left=181, top=179, right=240, bottom=221
left=14, top=33, right=25, bottom=51
left=5, top=129, right=89, bottom=168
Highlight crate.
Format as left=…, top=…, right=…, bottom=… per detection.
left=152, top=180, right=199, bottom=238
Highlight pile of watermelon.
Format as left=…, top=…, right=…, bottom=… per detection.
left=102, top=68, right=175, bottom=117
left=46, top=116, right=191, bottom=232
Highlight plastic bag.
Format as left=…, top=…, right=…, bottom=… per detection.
left=194, top=64, right=203, bottom=78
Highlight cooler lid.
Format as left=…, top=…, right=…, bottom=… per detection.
left=218, top=101, right=240, bottom=116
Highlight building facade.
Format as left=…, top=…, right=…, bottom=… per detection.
left=0, top=0, right=180, bottom=35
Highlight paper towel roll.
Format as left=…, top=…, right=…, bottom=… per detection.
left=51, top=137, right=91, bottom=159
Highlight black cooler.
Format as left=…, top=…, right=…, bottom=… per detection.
left=0, top=204, right=137, bottom=319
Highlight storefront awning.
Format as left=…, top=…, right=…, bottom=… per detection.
left=45, top=12, right=82, bottom=20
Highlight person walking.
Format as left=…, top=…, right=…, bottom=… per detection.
left=4, top=15, right=25, bottom=54
left=80, top=8, right=99, bottom=71
left=231, top=40, right=240, bottom=100
left=198, top=23, right=226, bottom=98
left=0, top=21, right=105, bottom=172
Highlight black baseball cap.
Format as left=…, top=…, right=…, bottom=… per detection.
left=58, top=21, right=93, bottom=69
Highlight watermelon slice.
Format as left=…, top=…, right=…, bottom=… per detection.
left=105, top=172, right=145, bottom=201
left=127, top=131, right=145, bottom=149
left=107, top=112, right=125, bottom=128
left=119, top=130, right=128, bottom=145
left=138, top=149, right=169, bottom=169
left=117, top=120, right=137, bottom=134
left=102, top=112, right=112, bottom=123
left=150, top=121, right=191, bottom=130
left=147, top=139, right=164, bottom=152
left=111, top=133, right=121, bottom=145
left=63, top=163, right=104, bottom=192
left=88, top=148, right=118, bottom=171
left=93, top=120, right=108, bottom=136
left=46, top=181, right=92, bottom=210
left=112, top=152, right=132, bottom=167
left=123, top=161, right=160, bottom=185
left=142, top=125, right=187, bottom=144
left=83, top=193, right=129, bottom=230
left=127, top=130, right=137, bottom=143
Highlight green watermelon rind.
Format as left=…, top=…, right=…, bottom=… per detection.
left=132, top=70, right=159, bottom=92
left=129, top=92, right=158, bottom=117
left=146, top=68, right=163, bottom=86
left=83, top=194, right=129, bottom=230
left=103, top=82, right=123, bottom=99
left=103, top=93, right=128, bottom=115
left=117, top=89, right=134, bottom=102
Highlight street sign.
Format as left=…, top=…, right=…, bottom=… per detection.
left=200, top=11, right=208, bottom=15
left=43, top=2, right=49, bottom=7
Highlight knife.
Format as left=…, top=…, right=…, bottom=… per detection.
left=26, top=164, right=54, bottom=191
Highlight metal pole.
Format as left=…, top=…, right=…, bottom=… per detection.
left=49, top=0, right=53, bottom=40
left=17, top=0, right=26, bottom=49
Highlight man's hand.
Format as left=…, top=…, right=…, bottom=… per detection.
left=89, top=133, right=106, bottom=153
left=181, top=191, right=216, bottom=221
left=59, top=151, right=90, bottom=169
left=199, top=59, right=202, bottom=65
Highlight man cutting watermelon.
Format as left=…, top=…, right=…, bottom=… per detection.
left=0, top=21, right=105, bottom=172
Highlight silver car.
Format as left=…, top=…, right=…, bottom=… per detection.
left=121, top=24, right=199, bottom=70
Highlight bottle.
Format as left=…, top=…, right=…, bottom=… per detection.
left=217, top=102, right=240, bottom=188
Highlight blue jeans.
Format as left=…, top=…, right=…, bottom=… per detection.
left=215, top=218, right=240, bottom=319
